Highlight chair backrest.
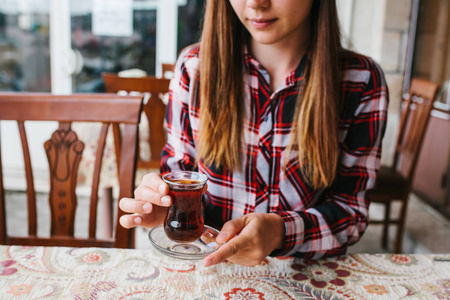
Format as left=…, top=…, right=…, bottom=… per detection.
left=394, top=78, right=439, bottom=184
left=102, top=73, right=170, bottom=169
left=0, top=93, right=143, bottom=248
left=162, top=63, right=175, bottom=79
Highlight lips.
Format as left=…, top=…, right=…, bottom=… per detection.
left=249, top=18, right=277, bottom=29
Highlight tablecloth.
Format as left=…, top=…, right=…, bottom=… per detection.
left=0, top=245, right=449, bottom=299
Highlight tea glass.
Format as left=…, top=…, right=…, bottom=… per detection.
left=162, top=171, right=208, bottom=243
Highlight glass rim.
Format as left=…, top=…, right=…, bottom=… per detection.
left=161, top=171, right=208, bottom=186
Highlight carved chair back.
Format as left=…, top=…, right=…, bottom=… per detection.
left=102, top=73, right=170, bottom=170
left=0, top=93, right=143, bottom=248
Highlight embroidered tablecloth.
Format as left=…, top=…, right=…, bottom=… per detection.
left=0, top=245, right=449, bottom=299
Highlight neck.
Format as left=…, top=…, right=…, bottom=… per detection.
left=251, top=34, right=310, bottom=93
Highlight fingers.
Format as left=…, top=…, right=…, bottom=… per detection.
left=119, top=197, right=153, bottom=214
left=203, top=233, right=251, bottom=267
left=203, top=217, right=248, bottom=267
left=215, top=217, right=246, bottom=243
left=202, top=213, right=285, bottom=268
left=119, top=214, right=143, bottom=229
left=141, top=173, right=169, bottom=195
left=134, top=183, right=172, bottom=206
left=119, top=172, right=171, bottom=230
left=119, top=204, right=168, bottom=229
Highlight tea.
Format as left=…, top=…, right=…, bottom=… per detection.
left=168, top=179, right=201, bottom=185
left=162, top=172, right=208, bottom=243
left=164, top=186, right=204, bottom=242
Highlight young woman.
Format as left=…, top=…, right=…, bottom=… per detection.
left=119, top=0, right=388, bottom=267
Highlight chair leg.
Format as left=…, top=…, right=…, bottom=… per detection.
left=100, top=187, right=114, bottom=238
left=394, top=196, right=409, bottom=253
left=382, top=202, right=391, bottom=250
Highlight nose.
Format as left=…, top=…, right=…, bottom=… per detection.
left=247, top=0, right=270, bottom=9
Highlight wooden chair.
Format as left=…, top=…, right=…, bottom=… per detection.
left=162, top=63, right=175, bottom=79
left=0, top=93, right=143, bottom=248
left=367, top=78, right=439, bottom=253
left=102, top=73, right=170, bottom=170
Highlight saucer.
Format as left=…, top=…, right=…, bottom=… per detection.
left=148, top=225, right=222, bottom=260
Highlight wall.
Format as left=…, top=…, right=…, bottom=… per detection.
left=411, top=0, right=450, bottom=214
left=337, top=0, right=413, bottom=166
left=340, top=0, right=450, bottom=210
left=413, top=0, right=450, bottom=82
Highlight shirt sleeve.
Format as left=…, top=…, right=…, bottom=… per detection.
left=160, top=46, right=200, bottom=174
left=272, top=59, right=389, bottom=259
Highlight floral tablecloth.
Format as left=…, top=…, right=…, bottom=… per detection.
left=0, top=245, right=449, bottom=299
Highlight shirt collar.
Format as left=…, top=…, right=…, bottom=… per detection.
left=243, top=45, right=308, bottom=88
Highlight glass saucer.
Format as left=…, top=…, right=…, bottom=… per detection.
left=148, top=225, right=222, bottom=260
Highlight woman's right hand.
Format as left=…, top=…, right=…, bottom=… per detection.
left=119, top=172, right=172, bottom=229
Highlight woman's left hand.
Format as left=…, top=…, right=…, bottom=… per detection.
left=203, top=213, right=285, bottom=267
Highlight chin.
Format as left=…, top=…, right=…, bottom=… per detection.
left=251, top=35, right=281, bottom=45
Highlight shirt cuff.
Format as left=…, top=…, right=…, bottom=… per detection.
left=269, top=211, right=304, bottom=257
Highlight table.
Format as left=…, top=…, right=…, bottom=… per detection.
left=0, top=245, right=449, bottom=299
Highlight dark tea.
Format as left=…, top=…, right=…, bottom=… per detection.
left=162, top=173, right=208, bottom=243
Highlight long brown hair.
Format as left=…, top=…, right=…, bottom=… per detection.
left=198, top=0, right=342, bottom=188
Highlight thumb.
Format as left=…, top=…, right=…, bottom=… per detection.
left=216, top=216, right=247, bottom=244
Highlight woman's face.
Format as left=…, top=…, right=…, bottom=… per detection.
left=229, top=0, right=313, bottom=47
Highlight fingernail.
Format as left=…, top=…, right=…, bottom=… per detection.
left=217, top=231, right=229, bottom=242
left=161, top=196, right=171, bottom=206
left=134, top=217, right=142, bottom=225
left=204, top=258, right=215, bottom=268
left=158, top=184, right=166, bottom=194
left=142, top=203, right=152, bottom=213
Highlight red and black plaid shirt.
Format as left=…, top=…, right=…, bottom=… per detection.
left=161, top=45, right=388, bottom=259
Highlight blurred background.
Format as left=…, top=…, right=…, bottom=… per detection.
left=0, top=0, right=449, bottom=252
left=0, top=0, right=204, bottom=93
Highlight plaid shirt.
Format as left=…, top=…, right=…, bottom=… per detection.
left=161, top=45, right=388, bottom=259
